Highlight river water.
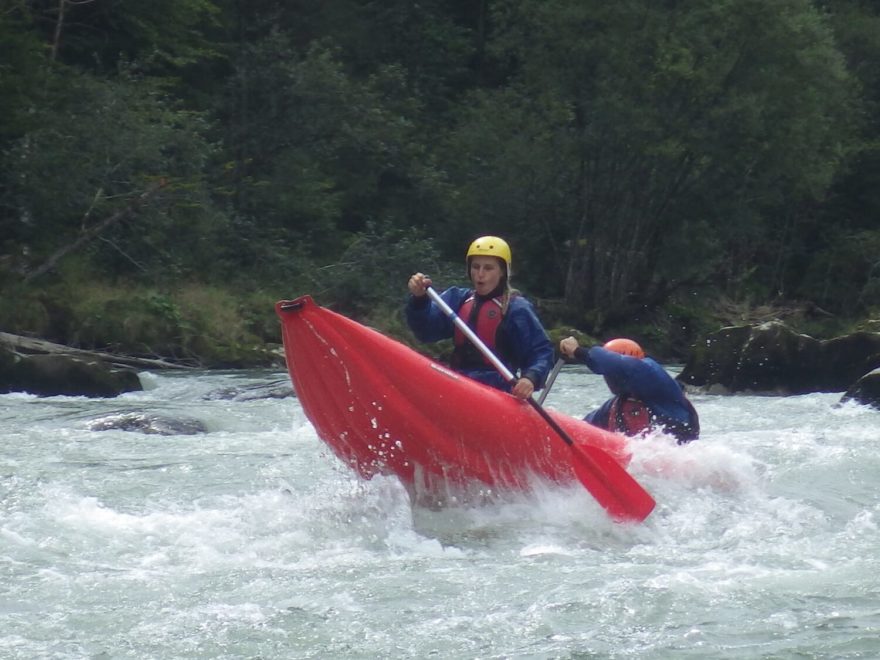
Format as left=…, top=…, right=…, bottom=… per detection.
left=1, top=365, right=878, bottom=659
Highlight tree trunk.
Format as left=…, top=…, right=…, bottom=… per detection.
left=22, top=179, right=167, bottom=284
left=0, top=332, right=192, bottom=370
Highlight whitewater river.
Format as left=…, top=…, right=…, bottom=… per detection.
left=1, top=365, right=878, bottom=659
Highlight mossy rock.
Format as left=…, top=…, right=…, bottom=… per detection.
left=0, top=349, right=142, bottom=397
left=546, top=326, right=599, bottom=355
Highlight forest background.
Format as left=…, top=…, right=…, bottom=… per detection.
left=2, top=0, right=879, bottom=367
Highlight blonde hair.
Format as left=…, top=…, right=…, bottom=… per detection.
left=501, top=283, right=518, bottom=316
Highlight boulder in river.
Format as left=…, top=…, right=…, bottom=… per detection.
left=202, top=378, right=294, bottom=401
left=0, top=347, right=142, bottom=397
left=840, top=368, right=880, bottom=410
left=679, top=322, right=880, bottom=395
left=87, top=412, right=208, bottom=435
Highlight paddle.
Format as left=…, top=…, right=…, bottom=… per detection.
left=424, top=286, right=655, bottom=522
left=536, top=358, right=565, bottom=405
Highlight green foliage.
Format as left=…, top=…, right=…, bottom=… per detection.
left=0, top=12, right=50, bottom=139
left=800, top=226, right=880, bottom=311
left=0, top=286, right=50, bottom=336
left=24, top=0, right=223, bottom=72
left=2, top=0, right=880, bottom=363
left=447, top=0, right=860, bottom=322
left=437, top=84, right=575, bottom=295
left=0, top=65, right=222, bottom=281
left=74, top=294, right=183, bottom=356
left=171, top=285, right=280, bottom=367
left=219, top=38, right=446, bottom=274
left=313, top=221, right=464, bottom=318
left=28, top=280, right=279, bottom=367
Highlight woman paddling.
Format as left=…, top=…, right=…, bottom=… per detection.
left=406, top=236, right=553, bottom=400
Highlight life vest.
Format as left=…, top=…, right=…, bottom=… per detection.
left=452, top=295, right=504, bottom=368
left=607, top=396, right=653, bottom=436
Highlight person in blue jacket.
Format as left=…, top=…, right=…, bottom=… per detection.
left=406, top=236, right=553, bottom=400
left=559, top=336, right=700, bottom=443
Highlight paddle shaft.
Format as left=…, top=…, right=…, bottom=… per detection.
left=536, top=358, right=564, bottom=406
left=426, top=286, right=574, bottom=446
left=426, top=286, right=516, bottom=374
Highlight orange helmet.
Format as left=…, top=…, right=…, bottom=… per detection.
left=603, top=338, right=645, bottom=359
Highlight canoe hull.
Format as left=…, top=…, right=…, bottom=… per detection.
left=276, top=295, right=633, bottom=499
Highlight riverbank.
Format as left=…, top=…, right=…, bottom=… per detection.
left=1, top=280, right=875, bottom=370
left=1, top=281, right=284, bottom=369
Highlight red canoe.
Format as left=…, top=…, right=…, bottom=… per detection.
left=276, top=295, right=649, bottom=513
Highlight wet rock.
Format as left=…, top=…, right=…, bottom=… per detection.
left=87, top=412, right=208, bottom=435
left=679, top=322, right=880, bottom=395
left=202, top=378, right=294, bottom=401
left=0, top=348, right=142, bottom=397
left=840, top=368, right=880, bottom=410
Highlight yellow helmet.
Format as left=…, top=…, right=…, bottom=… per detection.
left=466, top=236, right=512, bottom=276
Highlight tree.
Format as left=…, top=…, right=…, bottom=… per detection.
left=439, top=0, right=859, bottom=327
left=793, top=0, right=880, bottom=314
left=218, top=37, right=445, bottom=273
left=22, top=0, right=221, bottom=72
left=0, top=68, right=220, bottom=283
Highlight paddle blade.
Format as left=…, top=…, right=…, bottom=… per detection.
left=527, top=398, right=655, bottom=522
left=570, top=443, right=656, bottom=522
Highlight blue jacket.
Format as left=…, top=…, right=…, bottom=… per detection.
left=575, top=346, right=700, bottom=443
left=406, top=286, right=554, bottom=392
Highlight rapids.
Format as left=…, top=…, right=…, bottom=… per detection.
left=1, top=367, right=878, bottom=658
